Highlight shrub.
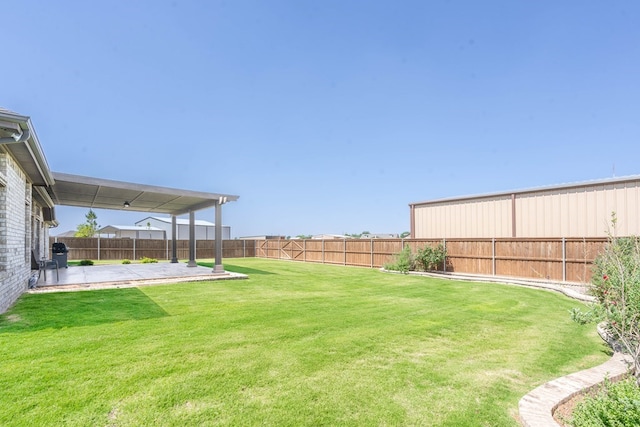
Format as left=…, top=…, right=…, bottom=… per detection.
left=569, top=377, right=640, bottom=426
left=572, top=213, right=640, bottom=381
left=384, top=245, right=414, bottom=274
left=384, top=244, right=447, bottom=274
left=122, top=259, right=131, bottom=264
left=79, top=259, right=94, bottom=266
left=140, top=257, right=158, bottom=264
left=415, top=244, right=446, bottom=271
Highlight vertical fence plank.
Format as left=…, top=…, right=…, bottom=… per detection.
left=370, top=239, right=374, bottom=268
left=562, top=237, right=566, bottom=282
left=492, top=238, right=496, bottom=276
left=344, top=239, right=346, bottom=265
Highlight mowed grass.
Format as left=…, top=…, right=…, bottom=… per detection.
left=0, top=259, right=608, bottom=426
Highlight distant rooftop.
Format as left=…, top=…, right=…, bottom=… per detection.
left=137, top=216, right=219, bottom=227
left=99, top=225, right=164, bottom=232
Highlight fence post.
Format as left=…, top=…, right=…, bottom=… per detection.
left=97, top=236, right=101, bottom=261
left=133, top=238, right=136, bottom=261
left=562, top=237, right=566, bottom=282
left=344, top=239, right=346, bottom=265
left=370, top=239, right=374, bottom=268
left=492, top=238, right=496, bottom=276
left=303, top=239, right=306, bottom=262
left=322, top=240, right=325, bottom=264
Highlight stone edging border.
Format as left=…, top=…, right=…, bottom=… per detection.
left=518, top=350, right=632, bottom=426
left=380, top=269, right=634, bottom=426
left=381, top=269, right=594, bottom=302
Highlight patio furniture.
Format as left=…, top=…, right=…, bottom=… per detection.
left=31, top=250, right=59, bottom=282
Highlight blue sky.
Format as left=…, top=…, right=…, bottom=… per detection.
left=4, top=1, right=640, bottom=238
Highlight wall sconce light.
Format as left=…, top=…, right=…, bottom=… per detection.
left=123, top=201, right=130, bottom=208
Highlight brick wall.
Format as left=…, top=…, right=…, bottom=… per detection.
left=0, top=152, right=37, bottom=313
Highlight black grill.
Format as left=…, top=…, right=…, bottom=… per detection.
left=52, top=242, right=68, bottom=253
left=52, top=242, right=68, bottom=268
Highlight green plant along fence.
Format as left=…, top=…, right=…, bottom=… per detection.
left=255, top=238, right=607, bottom=283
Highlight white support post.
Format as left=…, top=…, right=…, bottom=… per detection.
left=214, top=200, right=224, bottom=273
left=170, top=215, right=178, bottom=263
left=187, top=210, right=197, bottom=267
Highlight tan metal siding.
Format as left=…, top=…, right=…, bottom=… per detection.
left=413, top=196, right=512, bottom=238
left=413, top=179, right=640, bottom=238
left=516, top=184, right=624, bottom=237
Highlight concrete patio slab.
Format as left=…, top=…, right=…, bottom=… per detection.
left=29, top=262, right=247, bottom=293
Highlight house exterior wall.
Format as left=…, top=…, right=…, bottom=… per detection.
left=412, top=177, right=640, bottom=239
left=0, top=152, right=42, bottom=313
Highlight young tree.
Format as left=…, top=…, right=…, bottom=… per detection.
left=75, top=209, right=99, bottom=237
left=572, top=213, right=640, bottom=382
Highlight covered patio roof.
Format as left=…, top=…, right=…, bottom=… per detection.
left=2, top=107, right=238, bottom=275
left=48, top=172, right=239, bottom=216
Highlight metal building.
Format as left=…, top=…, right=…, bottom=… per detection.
left=410, top=175, right=640, bottom=238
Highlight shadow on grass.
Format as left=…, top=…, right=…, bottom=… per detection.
left=195, top=261, right=276, bottom=276
left=0, top=288, right=169, bottom=333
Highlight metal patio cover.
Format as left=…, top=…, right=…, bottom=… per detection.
left=49, top=172, right=239, bottom=216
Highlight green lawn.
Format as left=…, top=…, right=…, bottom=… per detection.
left=0, top=259, right=608, bottom=426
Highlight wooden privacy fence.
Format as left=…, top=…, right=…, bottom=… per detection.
left=50, top=236, right=608, bottom=283
left=255, top=238, right=608, bottom=283
left=50, top=237, right=256, bottom=261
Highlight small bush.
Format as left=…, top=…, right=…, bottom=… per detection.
left=384, top=245, right=414, bottom=274
left=569, top=377, right=640, bottom=426
left=140, top=257, right=158, bottom=264
left=385, top=244, right=447, bottom=274
left=415, top=244, right=446, bottom=271
left=122, top=259, right=131, bottom=264
left=79, top=259, right=94, bottom=266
